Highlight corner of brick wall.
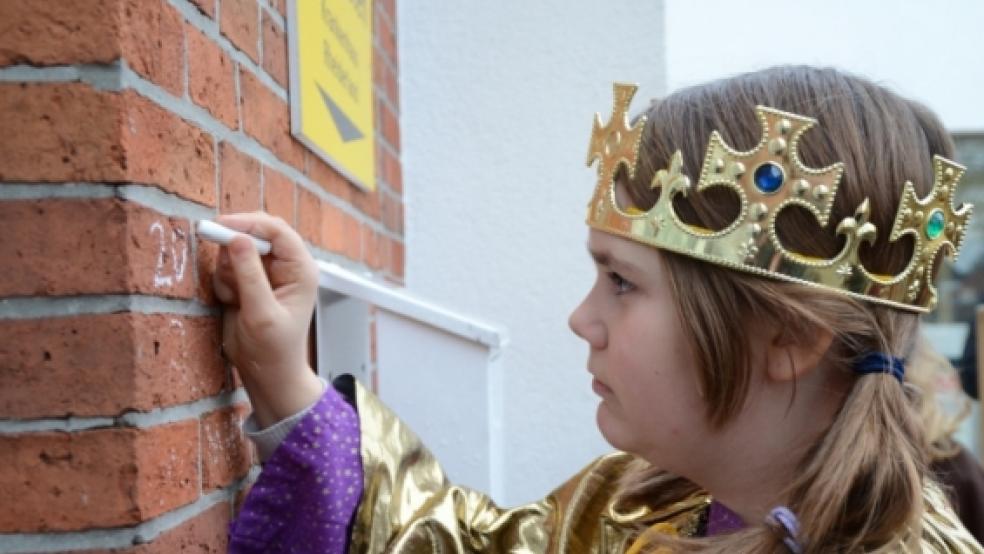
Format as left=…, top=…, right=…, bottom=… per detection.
left=0, top=0, right=401, bottom=551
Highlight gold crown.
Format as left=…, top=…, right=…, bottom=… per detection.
left=586, top=83, right=974, bottom=313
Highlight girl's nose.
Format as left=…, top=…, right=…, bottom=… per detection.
left=569, top=297, right=606, bottom=350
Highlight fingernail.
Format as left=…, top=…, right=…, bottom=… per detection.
left=229, top=236, right=252, bottom=259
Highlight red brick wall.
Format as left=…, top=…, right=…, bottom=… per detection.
left=0, top=0, right=401, bottom=550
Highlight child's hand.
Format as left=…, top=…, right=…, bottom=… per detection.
left=211, top=212, right=323, bottom=428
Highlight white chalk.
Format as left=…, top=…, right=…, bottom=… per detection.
left=195, top=220, right=272, bottom=255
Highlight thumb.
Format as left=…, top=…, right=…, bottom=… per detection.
left=227, top=235, right=278, bottom=323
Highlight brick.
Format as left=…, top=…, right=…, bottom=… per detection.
left=320, top=202, right=345, bottom=254
left=305, top=152, right=352, bottom=202
left=316, top=202, right=360, bottom=260
left=374, top=46, right=399, bottom=111
left=0, top=313, right=224, bottom=419
left=219, top=142, right=261, bottom=213
left=201, top=404, right=252, bottom=491
left=262, top=166, right=295, bottom=224
left=379, top=192, right=393, bottom=232
left=220, top=0, right=259, bottom=63
left=240, top=69, right=304, bottom=169
left=344, top=213, right=362, bottom=261
left=123, top=91, right=217, bottom=206
left=351, top=187, right=381, bottom=219
left=271, top=0, right=286, bottom=17
left=0, top=421, right=199, bottom=532
left=296, top=187, right=322, bottom=247
left=121, top=0, right=184, bottom=96
left=0, top=0, right=121, bottom=67
left=391, top=238, right=404, bottom=279
left=380, top=146, right=403, bottom=193
left=377, top=0, right=396, bottom=25
left=82, top=502, right=231, bottom=553
left=261, top=11, right=287, bottom=88
left=196, top=239, right=221, bottom=306
left=132, top=314, right=225, bottom=402
left=380, top=192, right=403, bottom=234
left=0, top=199, right=128, bottom=296
left=386, top=58, right=400, bottom=111
left=125, top=203, right=200, bottom=299
left=375, top=229, right=389, bottom=271
left=376, top=8, right=397, bottom=69
left=0, top=83, right=126, bottom=182
left=0, top=85, right=215, bottom=205
left=187, top=22, right=237, bottom=129
left=132, top=422, right=201, bottom=519
left=362, top=227, right=385, bottom=270
left=378, top=98, right=400, bottom=152
left=190, top=0, right=217, bottom=19
left=386, top=57, right=400, bottom=112
left=372, top=47, right=385, bottom=89
left=0, top=199, right=200, bottom=299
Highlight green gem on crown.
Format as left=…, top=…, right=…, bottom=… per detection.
left=925, top=209, right=945, bottom=239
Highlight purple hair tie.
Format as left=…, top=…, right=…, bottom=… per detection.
left=853, top=352, right=905, bottom=383
left=766, top=506, right=803, bottom=554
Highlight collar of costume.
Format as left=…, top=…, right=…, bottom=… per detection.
left=585, top=83, right=974, bottom=314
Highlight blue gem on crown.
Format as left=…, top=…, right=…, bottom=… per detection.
left=753, top=162, right=785, bottom=193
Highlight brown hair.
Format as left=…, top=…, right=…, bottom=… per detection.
left=615, top=66, right=956, bottom=552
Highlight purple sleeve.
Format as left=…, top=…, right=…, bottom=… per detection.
left=229, top=384, right=363, bottom=553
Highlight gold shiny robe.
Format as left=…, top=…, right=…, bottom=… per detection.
left=345, top=381, right=983, bottom=553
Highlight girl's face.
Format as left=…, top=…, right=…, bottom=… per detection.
left=569, top=229, right=713, bottom=474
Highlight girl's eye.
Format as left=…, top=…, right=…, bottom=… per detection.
left=607, top=272, right=635, bottom=295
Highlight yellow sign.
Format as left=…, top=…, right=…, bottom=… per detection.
left=288, top=0, right=375, bottom=191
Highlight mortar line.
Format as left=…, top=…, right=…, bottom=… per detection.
left=0, top=389, right=249, bottom=434
left=0, top=295, right=219, bottom=320
left=0, top=476, right=252, bottom=552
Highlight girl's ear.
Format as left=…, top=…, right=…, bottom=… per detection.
left=765, top=325, right=835, bottom=383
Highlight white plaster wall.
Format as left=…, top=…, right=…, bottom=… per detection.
left=375, top=310, right=495, bottom=493
left=399, top=2, right=666, bottom=505
left=665, top=0, right=984, bottom=132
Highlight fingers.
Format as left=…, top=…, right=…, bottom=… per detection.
left=216, top=212, right=310, bottom=264
left=226, top=235, right=278, bottom=324
left=213, top=270, right=238, bottom=305
left=212, top=248, right=239, bottom=304
left=216, top=212, right=318, bottom=295
left=213, top=276, right=237, bottom=304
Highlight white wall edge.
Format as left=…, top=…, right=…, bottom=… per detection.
left=316, top=260, right=508, bottom=351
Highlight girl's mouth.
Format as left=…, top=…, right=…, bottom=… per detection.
left=592, top=378, right=613, bottom=396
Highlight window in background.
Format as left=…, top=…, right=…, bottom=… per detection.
left=924, top=135, right=984, bottom=358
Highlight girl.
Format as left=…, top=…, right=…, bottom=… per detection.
left=214, top=66, right=981, bottom=552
